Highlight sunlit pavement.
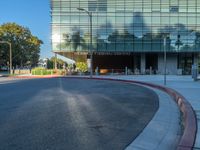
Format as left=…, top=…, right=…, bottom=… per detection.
left=0, top=78, right=159, bottom=150
left=0, top=77, right=23, bottom=84
left=98, top=75, right=200, bottom=149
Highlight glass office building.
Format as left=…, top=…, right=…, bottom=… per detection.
left=51, top=0, right=200, bottom=74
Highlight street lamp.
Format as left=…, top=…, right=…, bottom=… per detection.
left=163, top=37, right=167, bottom=85
left=54, top=53, right=57, bottom=70
left=0, top=41, right=12, bottom=75
left=77, top=7, right=93, bottom=78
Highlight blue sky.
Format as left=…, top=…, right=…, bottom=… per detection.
left=0, top=0, right=52, bottom=58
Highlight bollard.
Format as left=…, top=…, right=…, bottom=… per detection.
left=150, top=66, right=152, bottom=75
left=125, top=67, right=128, bottom=75
left=192, top=64, right=198, bottom=81
left=95, top=67, right=99, bottom=76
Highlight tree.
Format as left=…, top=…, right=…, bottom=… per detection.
left=0, top=23, right=43, bottom=68
left=47, top=59, right=54, bottom=69
left=47, top=57, right=67, bottom=69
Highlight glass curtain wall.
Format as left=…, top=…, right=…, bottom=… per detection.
left=51, top=0, right=200, bottom=53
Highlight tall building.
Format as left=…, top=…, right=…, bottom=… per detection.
left=51, top=0, right=200, bottom=75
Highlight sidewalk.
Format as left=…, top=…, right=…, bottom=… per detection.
left=99, top=75, right=200, bottom=149
left=126, top=88, right=181, bottom=150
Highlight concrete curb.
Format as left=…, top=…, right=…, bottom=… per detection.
left=0, top=75, right=9, bottom=77
left=63, top=76, right=197, bottom=150
left=8, top=75, right=63, bottom=79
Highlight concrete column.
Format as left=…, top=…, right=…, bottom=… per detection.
left=158, top=53, right=164, bottom=74
left=158, top=53, right=178, bottom=75
left=133, top=55, right=137, bottom=70
left=140, top=53, right=146, bottom=74
left=193, top=54, right=198, bottom=65
left=193, top=54, right=199, bottom=76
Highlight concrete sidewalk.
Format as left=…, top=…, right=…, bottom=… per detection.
left=99, top=75, right=200, bottom=149
left=126, top=88, right=181, bottom=150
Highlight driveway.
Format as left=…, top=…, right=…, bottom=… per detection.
left=0, top=78, right=159, bottom=150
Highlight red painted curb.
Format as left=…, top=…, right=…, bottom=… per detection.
left=64, top=76, right=197, bottom=150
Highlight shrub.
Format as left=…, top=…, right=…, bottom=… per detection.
left=76, top=62, right=88, bottom=73
left=31, top=67, right=53, bottom=75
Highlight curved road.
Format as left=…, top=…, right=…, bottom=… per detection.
left=0, top=78, right=159, bottom=150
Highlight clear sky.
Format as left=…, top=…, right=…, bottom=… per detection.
left=0, top=0, right=52, bottom=58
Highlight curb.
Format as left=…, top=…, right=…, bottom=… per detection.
left=0, top=75, right=9, bottom=77
left=8, top=75, right=63, bottom=79
left=64, top=76, right=197, bottom=150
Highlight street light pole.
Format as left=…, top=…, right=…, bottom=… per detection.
left=164, top=37, right=167, bottom=85
left=55, top=53, right=57, bottom=70
left=0, top=41, right=12, bottom=75
left=89, top=12, right=93, bottom=78
left=77, top=7, right=93, bottom=78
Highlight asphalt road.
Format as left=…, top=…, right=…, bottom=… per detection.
left=0, top=78, right=159, bottom=150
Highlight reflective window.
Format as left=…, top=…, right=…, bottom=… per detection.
left=88, top=0, right=97, bottom=11
left=98, top=0, right=107, bottom=11
left=51, top=0, right=200, bottom=53
left=169, top=6, right=179, bottom=13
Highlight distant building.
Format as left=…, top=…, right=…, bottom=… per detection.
left=51, top=0, right=200, bottom=75
left=38, top=58, right=48, bottom=68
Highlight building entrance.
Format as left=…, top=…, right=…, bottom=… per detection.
left=178, top=53, right=194, bottom=75
left=93, top=54, right=140, bottom=74
left=145, top=54, right=158, bottom=74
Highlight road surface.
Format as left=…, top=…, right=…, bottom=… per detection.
left=0, top=78, right=159, bottom=150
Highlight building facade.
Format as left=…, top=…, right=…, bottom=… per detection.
left=51, top=0, right=200, bottom=75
